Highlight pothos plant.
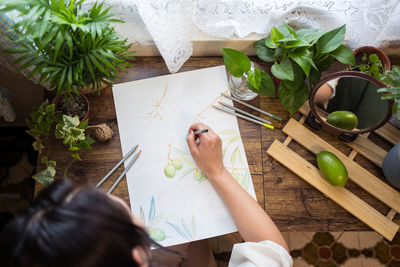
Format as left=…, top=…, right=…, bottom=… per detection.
left=26, top=100, right=94, bottom=186
left=252, top=24, right=356, bottom=114
left=378, top=65, right=400, bottom=119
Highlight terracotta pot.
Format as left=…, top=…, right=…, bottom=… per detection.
left=52, top=91, right=90, bottom=122
left=353, top=46, right=391, bottom=71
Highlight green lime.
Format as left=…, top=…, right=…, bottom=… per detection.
left=164, top=164, right=176, bottom=178
left=326, top=111, right=358, bottom=130
left=317, top=151, right=348, bottom=187
left=171, top=158, right=183, bottom=170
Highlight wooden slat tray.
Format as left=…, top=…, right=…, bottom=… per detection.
left=267, top=108, right=400, bottom=241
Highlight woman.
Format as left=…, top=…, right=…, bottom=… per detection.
left=0, top=123, right=292, bottom=267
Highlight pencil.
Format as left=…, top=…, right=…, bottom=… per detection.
left=194, top=129, right=208, bottom=135
left=108, top=150, right=142, bottom=194
left=218, top=101, right=273, bottom=126
left=221, top=93, right=282, bottom=121
left=213, top=105, right=274, bottom=129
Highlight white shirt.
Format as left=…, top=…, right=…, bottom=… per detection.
left=229, top=240, right=293, bottom=267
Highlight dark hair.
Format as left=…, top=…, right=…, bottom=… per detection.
left=0, top=179, right=158, bottom=267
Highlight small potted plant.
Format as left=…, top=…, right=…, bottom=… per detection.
left=353, top=46, right=391, bottom=72
left=251, top=24, right=355, bottom=114
left=2, top=0, right=135, bottom=120
left=26, top=100, right=95, bottom=186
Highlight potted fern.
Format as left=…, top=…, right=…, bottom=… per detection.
left=2, top=0, right=134, bottom=120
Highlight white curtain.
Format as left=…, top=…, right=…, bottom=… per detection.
left=83, top=0, right=400, bottom=73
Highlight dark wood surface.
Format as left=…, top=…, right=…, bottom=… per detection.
left=37, top=56, right=400, bottom=232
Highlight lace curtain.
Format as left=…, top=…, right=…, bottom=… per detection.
left=78, top=1, right=400, bottom=72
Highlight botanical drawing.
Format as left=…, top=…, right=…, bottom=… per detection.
left=194, top=89, right=229, bottom=120
left=218, top=129, right=251, bottom=190
left=163, top=144, right=206, bottom=182
left=166, top=215, right=196, bottom=241
left=140, top=197, right=166, bottom=242
left=148, top=83, right=168, bottom=120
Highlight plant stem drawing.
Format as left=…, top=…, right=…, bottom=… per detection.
left=195, top=89, right=229, bottom=120
left=148, top=83, right=168, bottom=120
left=166, top=215, right=196, bottom=241
left=140, top=197, right=166, bottom=242
left=164, top=144, right=183, bottom=178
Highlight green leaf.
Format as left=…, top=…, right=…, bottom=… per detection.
left=46, top=104, right=55, bottom=115
left=284, top=39, right=311, bottom=48
left=257, top=70, right=275, bottom=97
left=308, top=70, right=322, bottom=89
left=290, top=48, right=312, bottom=77
left=271, top=57, right=294, bottom=81
left=63, top=115, right=80, bottom=128
left=316, top=25, right=346, bottom=54
left=33, top=141, right=44, bottom=153
left=221, top=48, right=251, bottom=78
left=330, top=45, right=356, bottom=66
left=265, top=34, right=279, bottom=49
left=69, top=127, right=84, bottom=137
left=72, top=153, right=81, bottom=160
left=369, top=54, right=380, bottom=63
left=278, top=82, right=309, bottom=115
left=79, top=119, right=89, bottom=130
left=281, top=63, right=305, bottom=92
left=32, top=159, right=56, bottom=187
left=270, top=27, right=284, bottom=43
left=254, top=38, right=275, bottom=62
left=247, top=68, right=261, bottom=89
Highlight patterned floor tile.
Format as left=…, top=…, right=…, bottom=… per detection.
left=361, top=257, right=385, bottom=267
left=289, top=232, right=315, bottom=250
left=293, top=258, right=313, bottom=267
left=359, top=231, right=383, bottom=249
left=337, top=232, right=360, bottom=249
left=341, top=257, right=362, bottom=267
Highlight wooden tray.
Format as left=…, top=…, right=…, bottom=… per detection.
left=267, top=104, right=400, bottom=241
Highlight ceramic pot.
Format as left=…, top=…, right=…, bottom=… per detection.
left=353, top=46, right=391, bottom=71
left=382, top=142, right=400, bottom=189
left=52, top=91, right=90, bottom=122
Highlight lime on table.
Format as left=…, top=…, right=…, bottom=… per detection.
left=326, top=111, right=358, bottom=130
left=317, top=151, right=348, bottom=187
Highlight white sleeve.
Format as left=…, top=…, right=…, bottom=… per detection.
left=326, top=78, right=339, bottom=99
left=228, top=240, right=293, bottom=267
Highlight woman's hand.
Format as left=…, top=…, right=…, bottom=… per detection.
left=186, top=123, right=225, bottom=180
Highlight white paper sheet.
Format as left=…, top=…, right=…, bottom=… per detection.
left=112, top=66, right=256, bottom=246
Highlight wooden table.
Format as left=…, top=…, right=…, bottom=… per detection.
left=38, top=56, right=400, bottom=232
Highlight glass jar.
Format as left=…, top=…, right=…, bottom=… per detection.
left=227, top=61, right=260, bottom=101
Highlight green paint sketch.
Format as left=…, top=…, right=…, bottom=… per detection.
left=166, top=215, right=196, bottom=241
left=140, top=197, right=166, bottom=242
left=163, top=145, right=206, bottom=182
left=218, top=129, right=250, bottom=190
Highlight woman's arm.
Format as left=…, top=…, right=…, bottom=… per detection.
left=186, top=123, right=289, bottom=251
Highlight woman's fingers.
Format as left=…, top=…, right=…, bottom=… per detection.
left=186, top=128, right=199, bottom=155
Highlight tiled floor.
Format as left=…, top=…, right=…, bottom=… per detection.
left=211, top=231, right=400, bottom=266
